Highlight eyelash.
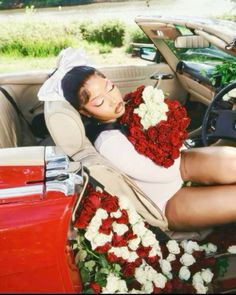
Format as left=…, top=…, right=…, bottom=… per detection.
left=95, top=84, right=115, bottom=107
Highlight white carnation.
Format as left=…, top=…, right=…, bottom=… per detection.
left=142, top=85, right=154, bottom=102
left=132, top=221, right=147, bottom=237
left=128, top=251, right=139, bottom=263
left=193, top=282, right=208, bottom=294
left=110, top=210, right=122, bottom=218
left=200, top=243, right=217, bottom=255
left=149, top=247, right=162, bottom=259
left=102, top=273, right=128, bottom=293
left=92, top=232, right=112, bottom=249
left=118, top=196, right=131, bottom=210
left=160, top=259, right=172, bottom=275
left=135, top=266, right=147, bottom=285
left=181, top=240, right=200, bottom=254
left=192, top=272, right=204, bottom=285
left=128, top=237, right=141, bottom=251
left=84, top=229, right=97, bottom=241
left=153, top=273, right=167, bottom=289
left=95, top=208, right=108, bottom=219
left=166, top=240, right=181, bottom=254
left=142, top=281, right=154, bottom=293
left=112, top=222, right=129, bottom=236
left=166, top=253, right=176, bottom=262
left=128, top=208, right=142, bottom=224
left=228, top=245, right=236, bottom=254
left=179, top=266, right=191, bottom=281
left=201, top=269, right=214, bottom=284
left=180, top=253, right=196, bottom=267
left=134, top=86, right=168, bottom=130
left=142, top=230, right=156, bottom=247
left=129, top=289, right=146, bottom=294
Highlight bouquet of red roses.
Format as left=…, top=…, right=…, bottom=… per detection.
left=72, top=186, right=231, bottom=294
left=119, top=85, right=190, bottom=168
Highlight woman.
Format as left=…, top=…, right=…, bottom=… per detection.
left=61, top=65, right=236, bottom=232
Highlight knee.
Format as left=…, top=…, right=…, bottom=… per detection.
left=218, top=147, right=236, bottom=180
left=165, top=197, right=184, bottom=231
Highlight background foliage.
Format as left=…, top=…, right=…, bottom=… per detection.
left=0, top=0, right=130, bottom=9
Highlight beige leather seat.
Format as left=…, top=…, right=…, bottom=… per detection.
left=0, top=86, right=37, bottom=148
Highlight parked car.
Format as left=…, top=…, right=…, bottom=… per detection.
left=0, top=15, right=235, bottom=293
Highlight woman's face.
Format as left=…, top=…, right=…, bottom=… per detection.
left=79, top=73, right=125, bottom=122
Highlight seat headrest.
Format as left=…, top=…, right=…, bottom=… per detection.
left=44, top=100, right=86, bottom=158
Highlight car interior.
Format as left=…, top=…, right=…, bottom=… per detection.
left=0, top=16, right=236, bottom=239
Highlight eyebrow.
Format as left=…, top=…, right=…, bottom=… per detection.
left=90, top=79, right=108, bottom=102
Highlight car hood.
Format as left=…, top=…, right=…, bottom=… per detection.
left=135, top=15, right=236, bottom=56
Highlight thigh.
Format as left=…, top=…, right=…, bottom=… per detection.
left=180, top=146, right=236, bottom=184
left=165, top=184, right=236, bottom=231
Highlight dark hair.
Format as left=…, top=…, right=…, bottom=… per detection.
left=61, top=65, right=104, bottom=109
left=61, top=65, right=127, bottom=144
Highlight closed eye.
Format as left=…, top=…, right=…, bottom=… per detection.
left=95, top=99, right=104, bottom=107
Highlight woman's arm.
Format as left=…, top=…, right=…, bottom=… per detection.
left=94, top=130, right=181, bottom=183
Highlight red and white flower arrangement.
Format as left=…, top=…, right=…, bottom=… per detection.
left=119, top=85, right=190, bottom=168
left=71, top=186, right=235, bottom=294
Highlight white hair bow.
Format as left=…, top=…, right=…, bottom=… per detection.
left=38, top=47, right=94, bottom=101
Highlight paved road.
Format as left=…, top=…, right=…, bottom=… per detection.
left=0, top=0, right=235, bottom=23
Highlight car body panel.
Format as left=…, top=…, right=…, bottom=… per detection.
left=0, top=147, right=82, bottom=292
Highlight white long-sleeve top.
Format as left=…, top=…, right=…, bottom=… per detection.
left=94, top=130, right=183, bottom=213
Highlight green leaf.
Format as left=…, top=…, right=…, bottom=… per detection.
left=84, top=260, right=96, bottom=272
left=216, top=257, right=229, bottom=277
left=80, top=267, right=92, bottom=284
left=94, top=271, right=107, bottom=287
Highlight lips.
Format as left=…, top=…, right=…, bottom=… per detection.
left=115, top=101, right=124, bottom=114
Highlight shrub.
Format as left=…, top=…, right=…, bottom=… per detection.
left=0, top=20, right=80, bottom=57
left=126, top=26, right=151, bottom=44
left=79, top=19, right=125, bottom=47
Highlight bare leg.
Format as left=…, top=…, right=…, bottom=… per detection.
left=165, top=185, right=236, bottom=231
left=180, top=146, right=236, bottom=184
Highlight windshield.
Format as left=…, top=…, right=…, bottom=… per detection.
left=165, top=40, right=236, bottom=64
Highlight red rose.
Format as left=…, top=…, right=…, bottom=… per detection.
left=124, top=229, right=137, bottom=240
left=99, top=216, right=114, bottom=234
left=136, top=245, right=151, bottom=258
left=116, top=209, right=129, bottom=224
left=89, top=282, right=101, bottom=294
left=171, top=148, right=179, bottom=159
left=170, top=132, right=181, bottom=146
left=112, top=233, right=128, bottom=247
left=146, top=255, right=159, bottom=265
left=73, top=211, right=91, bottom=229
left=122, top=263, right=136, bottom=278
left=128, top=280, right=142, bottom=291
left=101, top=194, right=119, bottom=213
left=146, top=127, right=158, bottom=140
left=95, top=242, right=111, bottom=254
left=153, top=286, right=162, bottom=293
left=163, top=281, right=173, bottom=293
left=106, top=252, right=119, bottom=263
left=171, top=259, right=182, bottom=272
left=172, top=278, right=184, bottom=291
left=162, top=157, right=174, bottom=168
left=128, top=135, right=137, bottom=145
left=135, top=142, right=146, bottom=154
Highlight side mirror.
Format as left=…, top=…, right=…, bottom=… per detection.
left=139, top=46, right=162, bottom=63
left=175, top=35, right=210, bottom=49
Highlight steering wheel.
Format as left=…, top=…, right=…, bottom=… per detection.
left=202, top=81, right=236, bottom=146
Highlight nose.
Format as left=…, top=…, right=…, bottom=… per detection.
left=107, top=93, right=117, bottom=106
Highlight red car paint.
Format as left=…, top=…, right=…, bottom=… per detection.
left=0, top=164, right=82, bottom=293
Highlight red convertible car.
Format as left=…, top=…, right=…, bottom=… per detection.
left=0, top=15, right=236, bottom=293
